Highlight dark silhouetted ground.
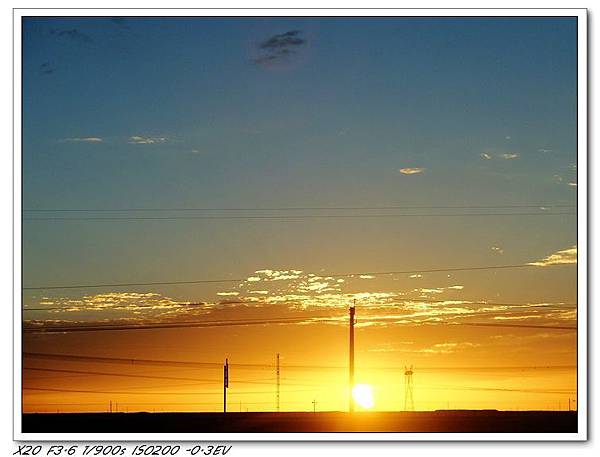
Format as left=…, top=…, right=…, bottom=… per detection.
left=22, top=410, right=577, bottom=433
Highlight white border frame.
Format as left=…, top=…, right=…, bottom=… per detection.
left=13, top=7, right=588, bottom=442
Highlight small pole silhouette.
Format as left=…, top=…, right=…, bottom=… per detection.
left=349, top=302, right=356, bottom=412
left=404, top=365, right=414, bottom=411
left=313, top=399, right=317, bottom=413
left=223, top=358, right=229, bottom=413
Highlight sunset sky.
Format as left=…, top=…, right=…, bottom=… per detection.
left=22, top=16, right=577, bottom=413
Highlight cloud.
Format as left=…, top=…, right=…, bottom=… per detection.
left=50, top=28, right=93, bottom=44
left=538, top=148, right=553, bottom=153
left=254, top=30, right=306, bottom=66
left=110, top=18, right=129, bottom=29
left=40, top=62, right=55, bottom=75
left=399, top=167, right=426, bottom=175
left=28, top=292, right=188, bottom=315
left=260, top=30, right=305, bottom=50
left=60, top=137, right=103, bottom=143
left=480, top=152, right=519, bottom=160
left=217, top=292, right=239, bottom=297
left=369, top=341, right=479, bottom=354
left=129, top=136, right=168, bottom=145
left=529, top=245, right=577, bottom=266
left=491, top=246, right=504, bottom=255
left=568, top=182, right=577, bottom=187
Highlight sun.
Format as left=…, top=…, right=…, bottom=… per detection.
left=352, top=384, right=375, bottom=409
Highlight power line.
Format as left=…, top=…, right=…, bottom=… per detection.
left=22, top=352, right=576, bottom=373
left=23, top=315, right=336, bottom=333
left=23, top=212, right=575, bottom=222
left=23, top=367, right=280, bottom=385
left=427, top=384, right=577, bottom=395
left=23, top=352, right=270, bottom=369
left=23, top=204, right=576, bottom=212
left=22, top=263, right=558, bottom=290
left=445, top=322, right=576, bottom=331
left=23, top=386, right=318, bottom=395
left=23, top=317, right=575, bottom=334
left=22, top=302, right=207, bottom=311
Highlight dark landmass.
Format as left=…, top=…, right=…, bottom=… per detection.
left=22, top=410, right=577, bottom=433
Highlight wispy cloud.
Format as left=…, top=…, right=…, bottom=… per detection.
left=129, top=136, right=168, bottom=145
left=260, top=30, right=305, bottom=50
left=568, top=182, right=577, bottom=187
left=50, top=28, right=93, bottom=44
left=60, top=137, right=103, bottom=143
left=480, top=152, right=519, bottom=160
left=399, top=167, right=426, bottom=175
left=254, top=30, right=307, bottom=66
left=40, top=62, right=55, bottom=75
left=529, top=245, right=577, bottom=266
left=110, top=17, right=129, bottom=29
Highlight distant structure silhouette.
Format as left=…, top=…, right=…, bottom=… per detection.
left=404, top=365, right=414, bottom=411
left=276, top=353, right=280, bottom=412
left=223, top=358, right=229, bottom=413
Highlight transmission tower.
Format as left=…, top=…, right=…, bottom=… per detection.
left=276, top=353, right=280, bottom=412
left=404, top=365, right=414, bottom=411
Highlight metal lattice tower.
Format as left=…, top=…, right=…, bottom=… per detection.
left=276, top=353, right=280, bottom=412
left=404, top=365, right=414, bottom=411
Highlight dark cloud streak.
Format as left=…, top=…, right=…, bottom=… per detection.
left=50, top=28, right=93, bottom=44
left=254, top=30, right=306, bottom=66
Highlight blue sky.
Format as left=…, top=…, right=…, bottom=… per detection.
left=22, top=16, right=577, bottom=305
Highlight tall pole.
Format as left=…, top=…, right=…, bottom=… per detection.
left=276, top=353, right=280, bottom=413
left=349, top=302, right=356, bottom=412
left=224, top=358, right=229, bottom=413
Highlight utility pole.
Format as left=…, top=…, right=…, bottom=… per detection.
left=404, top=366, right=414, bottom=411
left=313, top=399, right=317, bottom=413
left=349, top=301, right=356, bottom=413
left=223, top=358, right=229, bottom=413
left=109, top=400, right=112, bottom=413
left=276, top=353, right=280, bottom=413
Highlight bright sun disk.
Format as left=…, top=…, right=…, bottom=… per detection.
left=352, top=384, right=375, bottom=409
